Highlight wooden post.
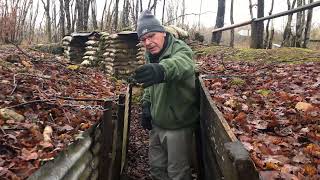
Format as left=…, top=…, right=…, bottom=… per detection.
left=121, top=84, right=133, bottom=173
left=99, top=101, right=113, bottom=180
left=112, top=94, right=126, bottom=180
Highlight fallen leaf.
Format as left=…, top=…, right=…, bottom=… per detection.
left=295, top=102, right=313, bottom=111
left=43, top=126, right=53, bottom=142
left=234, top=112, right=247, bottom=123
left=21, top=148, right=38, bottom=161
left=0, top=108, right=25, bottom=121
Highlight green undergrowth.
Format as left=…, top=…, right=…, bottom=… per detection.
left=195, top=45, right=320, bottom=64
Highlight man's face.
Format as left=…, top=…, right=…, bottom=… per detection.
left=140, top=32, right=166, bottom=55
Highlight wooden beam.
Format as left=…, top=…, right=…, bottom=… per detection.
left=255, top=1, right=320, bottom=22
left=212, top=20, right=253, bottom=33
left=211, top=1, right=320, bottom=34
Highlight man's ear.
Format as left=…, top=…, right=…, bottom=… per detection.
left=163, top=32, right=166, bottom=37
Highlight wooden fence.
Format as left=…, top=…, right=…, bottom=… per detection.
left=28, top=86, right=132, bottom=180
left=211, top=1, right=320, bottom=48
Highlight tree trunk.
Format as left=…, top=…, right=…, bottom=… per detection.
left=303, top=0, right=313, bottom=48
left=211, top=0, right=225, bottom=44
left=295, top=0, right=303, bottom=47
left=140, top=0, right=142, bottom=12
left=113, top=0, right=119, bottom=32
left=91, top=0, right=98, bottom=30
left=83, top=0, right=91, bottom=31
left=181, top=0, right=185, bottom=26
left=282, top=0, right=296, bottom=47
left=100, top=0, right=108, bottom=30
left=105, top=0, right=113, bottom=30
left=41, top=0, right=52, bottom=42
left=162, top=0, right=166, bottom=24
left=255, top=0, right=264, bottom=49
left=53, top=2, right=58, bottom=42
left=121, top=0, right=130, bottom=30
left=64, top=0, right=71, bottom=34
left=153, top=0, right=157, bottom=15
left=230, top=0, right=234, bottom=47
left=268, top=20, right=275, bottom=49
left=198, top=0, right=203, bottom=31
left=76, top=0, right=83, bottom=31
left=30, top=0, right=39, bottom=42
left=248, top=0, right=254, bottom=19
left=59, top=0, right=65, bottom=39
left=264, top=0, right=274, bottom=48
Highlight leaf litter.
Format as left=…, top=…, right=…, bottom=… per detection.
left=198, top=54, right=320, bottom=179
left=0, top=46, right=126, bottom=179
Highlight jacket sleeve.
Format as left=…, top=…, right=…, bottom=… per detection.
left=159, top=43, right=195, bottom=82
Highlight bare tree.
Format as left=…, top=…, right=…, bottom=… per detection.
left=91, top=0, right=98, bottom=30
left=295, top=0, right=304, bottom=47
left=100, top=0, right=108, bottom=30
left=264, top=0, right=274, bottom=48
left=230, top=0, right=234, bottom=47
left=58, top=0, right=65, bottom=38
left=211, top=0, right=225, bottom=44
left=114, top=0, right=120, bottom=31
left=282, top=0, right=297, bottom=47
left=181, top=0, right=185, bottom=26
left=162, top=0, right=166, bottom=24
left=303, top=0, right=313, bottom=48
left=248, top=0, right=254, bottom=19
left=121, top=0, right=130, bottom=30
left=198, top=0, right=203, bottom=31
left=52, top=1, right=58, bottom=42
left=41, top=0, right=52, bottom=42
left=64, top=0, right=72, bottom=34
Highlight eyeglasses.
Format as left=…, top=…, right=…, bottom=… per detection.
left=140, top=32, right=156, bottom=43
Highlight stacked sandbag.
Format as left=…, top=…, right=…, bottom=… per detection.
left=82, top=33, right=100, bottom=66
left=165, top=25, right=189, bottom=40
left=136, top=42, right=146, bottom=65
left=100, top=33, right=139, bottom=78
left=62, top=36, right=72, bottom=59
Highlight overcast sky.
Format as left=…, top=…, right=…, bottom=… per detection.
left=35, top=0, right=320, bottom=31
left=94, top=0, right=320, bottom=31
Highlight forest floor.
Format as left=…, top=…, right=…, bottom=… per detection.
left=196, top=45, right=320, bottom=179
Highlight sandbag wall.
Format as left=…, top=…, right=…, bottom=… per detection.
left=82, top=33, right=101, bottom=66
left=62, top=36, right=72, bottom=59
left=100, top=32, right=143, bottom=78
left=136, top=42, right=146, bottom=64
left=27, top=94, right=129, bottom=180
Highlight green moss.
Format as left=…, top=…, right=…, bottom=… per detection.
left=256, top=89, right=272, bottom=96
left=230, top=78, right=246, bottom=86
left=195, top=46, right=320, bottom=64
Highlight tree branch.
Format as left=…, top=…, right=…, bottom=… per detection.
left=164, top=11, right=215, bottom=25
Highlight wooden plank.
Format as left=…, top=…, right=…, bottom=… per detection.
left=121, top=84, right=132, bottom=173
left=112, top=94, right=126, bottom=180
left=211, top=20, right=253, bottom=33
left=199, top=77, right=259, bottom=180
left=255, top=1, right=320, bottom=22
left=98, top=101, right=113, bottom=180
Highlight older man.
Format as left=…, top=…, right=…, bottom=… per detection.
left=133, top=10, right=199, bottom=180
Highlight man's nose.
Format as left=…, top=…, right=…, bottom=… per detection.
left=145, top=38, right=151, bottom=46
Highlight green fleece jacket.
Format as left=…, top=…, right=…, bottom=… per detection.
left=142, top=33, right=199, bottom=129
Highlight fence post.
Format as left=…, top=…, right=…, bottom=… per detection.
left=112, top=94, right=126, bottom=180
left=99, top=101, right=113, bottom=180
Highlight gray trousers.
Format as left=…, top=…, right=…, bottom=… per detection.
left=149, top=126, right=193, bottom=180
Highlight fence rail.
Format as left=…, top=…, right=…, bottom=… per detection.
left=211, top=1, right=320, bottom=48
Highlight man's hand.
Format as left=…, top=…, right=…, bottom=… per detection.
left=133, top=63, right=165, bottom=88
left=141, top=101, right=152, bottom=130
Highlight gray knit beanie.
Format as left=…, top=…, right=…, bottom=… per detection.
left=137, top=10, right=165, bottom=39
